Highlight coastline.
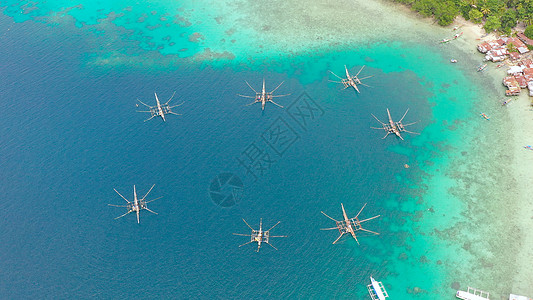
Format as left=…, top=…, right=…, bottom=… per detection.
left=506, top=93, right=533, bottom=293
left=367, top=4, right=533, bottom=295
left=375, top=4, right=533, bottom=295
left=450, top=15, right=533, bottom=295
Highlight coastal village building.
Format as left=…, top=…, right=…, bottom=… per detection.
left=510, top=52, right=521, bottom=61
left=502, top=59, right=533, bottom=96
left=517, top=32, right=533, bottom=47
left=477, top=37, right=529, bottom=62
left=478, top=35, right=533, bottom=96
left=503, top=76, right=521, bottom=96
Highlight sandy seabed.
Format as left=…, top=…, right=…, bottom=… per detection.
left=448, top=16, right=533, bottom=295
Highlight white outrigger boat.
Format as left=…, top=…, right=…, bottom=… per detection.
left=456, top=287, right=531, bottom=300
left=456, top=287, right=490, bottom=300
left=367, top=276, right=389, bottom=300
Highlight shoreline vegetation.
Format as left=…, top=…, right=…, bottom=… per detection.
left=389, top=0, right=533, bottom=105
left=390, top=0, right=533, bottom=34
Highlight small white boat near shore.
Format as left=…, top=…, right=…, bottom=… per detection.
left=510, top=294, right=532, bottom=300
left=456, top=287, right=490, bottom=300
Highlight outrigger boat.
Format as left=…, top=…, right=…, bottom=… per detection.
left=502, top=98, right=512, bottom=106
left=456, top=287, right=490, bottom=300
left=321, top=203, right=380, bottom=245
left=440, top=31, right=462, bottom=44
left=480, top=112, right=490, bottom=120
left=477, top=64, right=487, bottom=72
left=524, top=145, right=533, bottom=150
left=367, top=276, right=389, bottom=300
left=510, top=293, right=533, bottom=300
left=328, top=65, right=373, bottom=94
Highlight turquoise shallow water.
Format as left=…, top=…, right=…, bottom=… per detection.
left=0, top=2, right=499, bottom=299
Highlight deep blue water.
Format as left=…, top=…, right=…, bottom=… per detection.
left=0, top=11, right=484, bottom=299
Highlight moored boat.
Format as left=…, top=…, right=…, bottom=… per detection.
left=367, top=276, right=389, bottom=300
left=480, top=112, right=490, bottom=120
left=478, top=64, right=487, bottom=72
left=510, top=293, right=533, bottom=300
left=456, top=287, right=490, bottom=300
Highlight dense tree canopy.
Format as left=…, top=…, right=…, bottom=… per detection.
left=469, top=9, right=484, bottom=23
left=390, top=0, right=533, bottom=33
left=484, top=15, right=502, bottom=31
left=525, top=24, right=533, bottom=38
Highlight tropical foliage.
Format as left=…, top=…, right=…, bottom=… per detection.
left=390, top=0, right=533, bottom=32
left=525, top=24, right=533, bottom=38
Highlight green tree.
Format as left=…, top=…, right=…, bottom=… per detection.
left=507, top=42, right=518, bottom=52
left=467, top=0, right=478, bottom=7
left=481, top=5, right=491, bottom=16
left=469, top=8, right=484, bottom=22
left=525, top=24, right=533, bottom=38
left=412, top=0, right=435, bottom=17
left=484, top=15, right=502, bottom=31
left=387, top=0, right=533, bottom=32
left=501, top=9, right=518, bottom=30
left=522, top=12, right=533, bottom=25
left=435, top=1, right=460, bottom=25
left=517, top=4, right=526, bottom=20
left=507, top=0, right=520, bottom=8
left=486, top=0, right=505, bottom=13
